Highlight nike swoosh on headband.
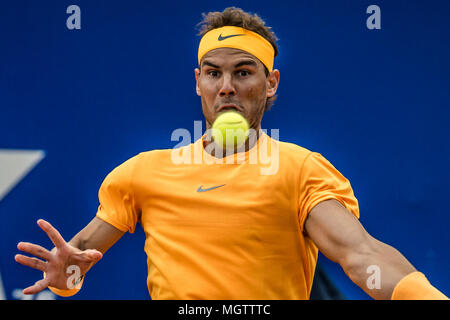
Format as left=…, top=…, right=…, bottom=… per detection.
left=197, top=184, right=226, bottom=192
left=218, top=33, right=245, bottom=41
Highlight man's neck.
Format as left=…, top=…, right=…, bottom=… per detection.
left=203, top=125, right=262, bottom=159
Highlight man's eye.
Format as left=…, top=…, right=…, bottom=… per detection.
left=208, top=70, right=219, bottom=77
left=238, top=70, right=250, bottom=76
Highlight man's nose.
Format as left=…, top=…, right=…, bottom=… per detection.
left=218, top=74, right=236, bottom=97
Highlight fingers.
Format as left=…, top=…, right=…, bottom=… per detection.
left=15, top=254, right=47, bottom=272
left=37, top=219, right=66, bottom=249
left=22, top=278, right=50, bottom=295
left=17, top=242, right=51, bottom=261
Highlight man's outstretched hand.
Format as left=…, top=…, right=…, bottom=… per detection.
left=15, top=219, right=102, bottom=295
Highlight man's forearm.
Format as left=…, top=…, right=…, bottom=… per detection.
left=68, top=217, right=124, bottom=254
left=68, top=235, right=84, bottom=250
left=342, top=237, right=417, bottom=299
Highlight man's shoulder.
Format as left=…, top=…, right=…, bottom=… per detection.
left=138, top=147, right=173, bottom=157
left=132, top=147, right=175, bottom=165
left=274, top=138, right=313, bottom=161
left=277, top=139, right=311, bottom=153
left=111, top=147, right=174, bottom=170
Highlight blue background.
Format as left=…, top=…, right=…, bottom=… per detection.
left=1, top=0, right=449, bottom=299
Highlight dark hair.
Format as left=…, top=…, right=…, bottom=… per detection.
left=197, top=7, right=279, bottom=112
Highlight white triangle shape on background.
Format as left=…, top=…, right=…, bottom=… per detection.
left=0, top=272, right=5, bottom=300
left=0, top=149, right=45, bottom=300
left=0, top=149, right=45, bottom=202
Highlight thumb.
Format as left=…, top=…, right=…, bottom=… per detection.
left=85, top=249, right=103, bottom=261
left=76, top=249, right=103, bottom=263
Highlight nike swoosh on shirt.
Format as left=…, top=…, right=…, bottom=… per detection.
left=218, top=33, right=245, bottom=41
left=197, top=184, right=226, bottom=192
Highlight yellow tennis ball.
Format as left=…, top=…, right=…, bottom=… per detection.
left=212, top=111, right=250, bottom=149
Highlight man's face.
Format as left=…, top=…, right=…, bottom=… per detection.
left=195, top=48, right=279, bottom=131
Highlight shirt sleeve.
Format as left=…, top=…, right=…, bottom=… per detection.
left=298, top=152, right=359, bottom=232
left=96, top=154, right=141, bottom=233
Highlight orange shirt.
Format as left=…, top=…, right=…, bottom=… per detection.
left=96, top=131, right=359, bottom=299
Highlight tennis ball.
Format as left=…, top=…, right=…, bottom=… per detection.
left=211, top=111, right=250, bottom=149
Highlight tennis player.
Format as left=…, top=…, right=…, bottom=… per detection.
left=15, top=7, right=447, bottom=300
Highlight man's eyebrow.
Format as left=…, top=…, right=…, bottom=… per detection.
left=234, top=60, right=258, bottom=68
left=202, top=61, right=220, bottom=68
left=201, top=59, right=258, bottom=69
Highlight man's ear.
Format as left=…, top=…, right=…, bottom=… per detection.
left=195, top=68, right=201, bottom=96
left=266, top=69, right=280, bottom=98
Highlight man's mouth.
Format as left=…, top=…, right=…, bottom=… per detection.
left=216, top=104, right=242, bottom=113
